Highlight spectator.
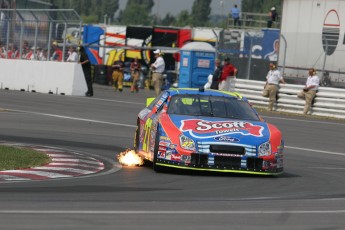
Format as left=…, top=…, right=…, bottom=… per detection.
left=40, top=49, right=48, bottom=61
left=204, top=59, right=222, bottom=90
left=230, top=4, right=241, bottom=28
left=8, top=44, right=19, bottom=59
left=22, top=46, right=33, bottom=60
left=267, top=6, right=278, bottom=28
left=297, top=68, right=320, bottom=115
left=21, top=40, right=29, bottom=58
left=211, top=59, right=223, bottom=90
left=30, top=46, right=41, bottom=60
left=262, top=63, right=286, bottom=111
left=51, top=41, right=62, bottom=61
left=78, top=46, right=93, bottom=97
left=66, top=46, right=78, bottom=62
left=0, top=41, right=5, bottom=58
left=219, top=57, right=237, bottom=92
left=112, top=53, right=125, bottom=92
left=151, top=49, right=165, bottom=96
left=130, top=57, right=141, bottom=93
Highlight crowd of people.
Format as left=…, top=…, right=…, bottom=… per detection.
left=0, top=40, right=79, bottom=62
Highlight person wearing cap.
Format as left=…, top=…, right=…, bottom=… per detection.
left=297, top=68, right=320, bottom=115
left=219, top=57, right=237, bottom=92
left=151, top=49, right=165, bottom=96
left=51, top=41, right=62, bottom=61
left=262, top=63, right=286, bottom=111
left=267, top=6, right=278, bottom=28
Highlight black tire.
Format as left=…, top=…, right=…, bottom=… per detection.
left=153, top=127, right=163, bottom=172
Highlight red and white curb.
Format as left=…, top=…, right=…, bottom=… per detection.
left=0, top=142, right=105, bottom=182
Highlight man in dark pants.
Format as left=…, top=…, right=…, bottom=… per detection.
left=79, top=46, right=93, bottom=97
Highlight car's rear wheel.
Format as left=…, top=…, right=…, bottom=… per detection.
left=153, top=127, right=163, bottom=172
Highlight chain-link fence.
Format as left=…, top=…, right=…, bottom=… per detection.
left=0, top=9, right=82, bottom=61
left=217, top=28, right=282, bottom=82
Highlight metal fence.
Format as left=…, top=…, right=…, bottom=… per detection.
left=0, top=9, right=82, bottom=61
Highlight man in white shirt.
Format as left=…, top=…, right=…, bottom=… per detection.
left=151, top=49, right=165, bottom=95
left=262, top=63, right=285, bottom=111
left=298, top=68, right=320, bottom=115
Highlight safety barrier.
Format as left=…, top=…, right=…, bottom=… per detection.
left=235, top=79, right=345, bottom=119
left=0, top=59, right=87, bottom=96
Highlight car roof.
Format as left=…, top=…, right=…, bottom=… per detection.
left=167, top=88, right=245, bottom=100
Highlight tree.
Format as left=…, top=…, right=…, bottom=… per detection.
left=242, top=0, right=281, bottom=14
left=160, top=13, right=175, bottom=26
left=190, top=0, right=211, bottom=27
left=49, top=0, right=119, bottom=24
left=120, top=0, right=154, bottom=25
left=173, top=10, right=191, bottom=27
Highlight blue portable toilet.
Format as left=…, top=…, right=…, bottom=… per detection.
left=179, top=42, right=216, bottom=88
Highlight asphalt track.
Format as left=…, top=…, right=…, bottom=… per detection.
left=0, top=84, right=345, bottom=230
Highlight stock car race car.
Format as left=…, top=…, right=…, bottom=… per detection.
left=134, top=88, right=284, bottom=175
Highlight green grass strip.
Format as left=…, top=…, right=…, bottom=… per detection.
left=0, top=145, right=51, bottom=171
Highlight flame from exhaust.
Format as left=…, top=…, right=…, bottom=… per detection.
left=118, top=149, right=144, bottom=166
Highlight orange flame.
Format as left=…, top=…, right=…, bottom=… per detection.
left=117, top=149, right=144, bottom=166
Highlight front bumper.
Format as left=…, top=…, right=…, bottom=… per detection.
left=156, top=153, right=283, bottom=176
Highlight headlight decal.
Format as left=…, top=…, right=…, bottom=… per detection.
left=179, top=134, right=196, bottom=151
left=258, top=142, right=272, bottom=156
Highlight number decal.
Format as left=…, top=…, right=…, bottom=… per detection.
left=142, top=118, right=153, bottom=152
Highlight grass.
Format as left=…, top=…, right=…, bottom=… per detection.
left=0, top=145, right=51, bottom=171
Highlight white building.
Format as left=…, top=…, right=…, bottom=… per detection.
left=280, top=0, right=345, bottom=86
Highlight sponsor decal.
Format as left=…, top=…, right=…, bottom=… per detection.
left=214, top=136, right=240, bottom=142
left=160, top=136, right=171, bottom=141
left=158, top=151, right=166, bottom=159
left=171, top=154, right=181, bottom=161
left=180, top=119, right=263, bottom=138
left=165, top=151, right=172, bottom=160
left=159, top=146, right=166, bottom=151
left=159, top=141, right=170, bottom=147
left=169, top=144, right=177, bottom=149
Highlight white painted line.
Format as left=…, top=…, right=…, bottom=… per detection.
left=286, top=146, right=345, bottom=156
left=0, top=175, right=31, bottom=180
left=33, top=149, right=66, bottom=152
left=10, top=109, right=136, bottom=128
left=2, top=170, right=72, bottom=178
left=262, top=115, right=345, bottom=126
left=0, top=210, right=344, bottom=214
left=307, top=167, right=345, bottom=170
left=51, top=158, right=102, bottom=165
left=85, top=97, right=144, bottom=105
left=33, top=167, right=96, bottom=174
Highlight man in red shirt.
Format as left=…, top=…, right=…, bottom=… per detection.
left=219, top=57, right=237, bottom=91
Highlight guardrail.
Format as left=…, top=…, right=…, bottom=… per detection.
left=235, top=79, right=345, bottom=119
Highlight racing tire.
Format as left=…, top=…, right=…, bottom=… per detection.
left=153, top=127, right=163, bottom=173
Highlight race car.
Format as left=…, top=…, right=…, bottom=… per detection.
left=134, top=88, right=284, bottom=175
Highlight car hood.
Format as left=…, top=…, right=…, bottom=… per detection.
left=160, top=114, right=272, bottom=146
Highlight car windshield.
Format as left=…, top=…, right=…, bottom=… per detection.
left=167, top=94, right=260, bottom=121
